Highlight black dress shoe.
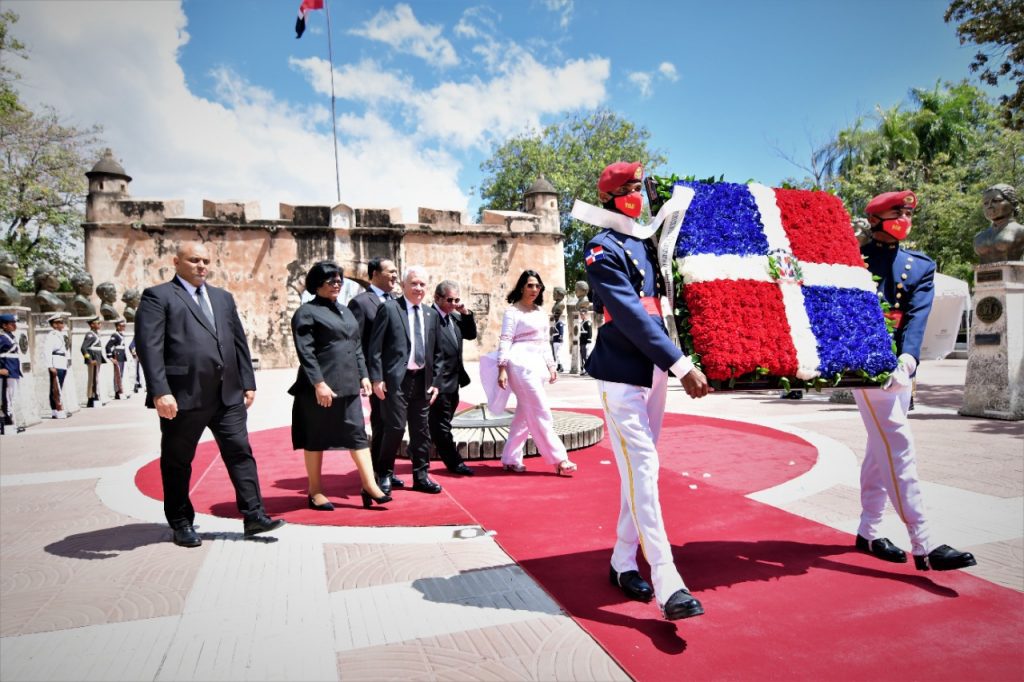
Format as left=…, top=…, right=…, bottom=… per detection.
left=914, top=544, right=977, bottom=571
left=389, top=474, right=406, bottom=489
left=308, top=495, right=334, bottom=511
left=172, top=525, right=202, bottom=548
left=609, top=567, right=653, bottom=603
left=856, top=535, right=907, bottom=563
left=661, top=589, right=704, bottom=621
left=448, top=463, right=474, bottom=476
left=378, top=475, right=392, bottom=496
left=412, top=478, right=443, bottom=494
left=361, top=489, right=392, bottom=508
left=243, top=514, right=286, bottom=537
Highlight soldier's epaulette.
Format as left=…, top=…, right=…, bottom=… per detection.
left=901, top=248, right=935, bottom=264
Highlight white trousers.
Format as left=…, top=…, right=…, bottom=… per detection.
left=598, top=368, right=685, bottom=604
left=854, top=386, right=933, bottom=555
left=501, top=359, right=568, bottom=467
left=2, top=376, right=18, bottom=429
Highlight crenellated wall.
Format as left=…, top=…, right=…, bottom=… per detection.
left=83, top=187, right=566, bottom=369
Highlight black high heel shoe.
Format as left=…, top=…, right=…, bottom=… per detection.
left=308, top=495, right=334, bottom=511
left=361, top=490, right=392, bottom=509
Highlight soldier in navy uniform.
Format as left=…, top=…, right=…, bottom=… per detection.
left=855, top=190, right=976, bottom=572
left=82, top=316, right=106, bottom=407
left=105, top=319, right=129, bottom=399
left=0, top=313, right=25, bottom=433
left=574, top=161, right=711, bottom=621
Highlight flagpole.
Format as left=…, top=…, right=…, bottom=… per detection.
left=324, top=0, right=341, bottom=203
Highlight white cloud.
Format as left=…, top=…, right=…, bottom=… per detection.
left=543, top=0, right=574, bottom=29
left=413, top=54, right=609, bottom=148
left=627, top=61, right=680, bottom=98
left=453, top=6, right=499, bottom=39
left=658, top=62, right=679, bottom=81
left=627, top=72, right=654, bottom=98
left=10, top=0, right=467, bottom=221
left=289, top=57, right=413, bottom=105
left=350, top=4, right=457, bottom=68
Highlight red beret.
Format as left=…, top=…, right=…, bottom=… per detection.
left=865, top=190, right=917, bottom=217
left=598, top=161, right=643, bottom=192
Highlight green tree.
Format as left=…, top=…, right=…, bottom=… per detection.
left=477, top=108, right=666, bottom=286
left=945, top=0, right=1024, bottom=129
left=832, top=82, right=1023, bottom=282
left=0, top=11, right=101, bottom=277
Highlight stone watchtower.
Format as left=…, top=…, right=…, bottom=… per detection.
left=85, top=149, right=132, bottom=223
left=524, top=175, right=559, bottom=232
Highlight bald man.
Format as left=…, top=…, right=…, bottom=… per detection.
left=135, top=242, right=285, bottom=547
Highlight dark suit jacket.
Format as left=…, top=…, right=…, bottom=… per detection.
left=135, top=277, right=256, bottom=411
left=432, top=305, right=477, bottom=394
left=348, top=289, right=384, bottom=356
left=368, top=297, right=444, bottom=397
left=288, top=297, right=367, bottom=398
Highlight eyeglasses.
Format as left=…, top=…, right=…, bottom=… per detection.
left=325, top=278, right=343, bottom=285
left=445, top=297, right=461, bottom=304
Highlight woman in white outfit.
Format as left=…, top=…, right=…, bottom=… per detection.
left=497, top=270, right=578, bottom=476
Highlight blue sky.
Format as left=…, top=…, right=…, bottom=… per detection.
left=10, top=0, right=998, bottom=221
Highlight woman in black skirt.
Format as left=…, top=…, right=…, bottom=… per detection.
left=290, top=261, right=390, bottom=510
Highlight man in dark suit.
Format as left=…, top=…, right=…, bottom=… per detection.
left=347, top=257, right=399, bottom=483
left=429, top=280, right=477, bottom=476
left=368, top=266, right=445, bottom=495
left=134, top=242, right=285, bottom=548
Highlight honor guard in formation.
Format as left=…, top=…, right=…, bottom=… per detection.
left=44, top=314, right=70, bottom=419
left=105, top=319, right=129, bottom=399
left=855, top=190, right=976, bottom=572
left=575, top=161, right=711, bottom=621
left=0, top=313, right=25, bottom=433
left=129, top=338, right=144, bottom=393
left=81, top=316, right=106, bottom=407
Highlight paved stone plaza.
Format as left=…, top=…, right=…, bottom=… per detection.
left=1, top=360, right=1021, bottom=681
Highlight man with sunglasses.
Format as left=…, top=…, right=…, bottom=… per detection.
left=429, top=280, right=477, bottom=476
left=853, top=190, right=976, bottom=572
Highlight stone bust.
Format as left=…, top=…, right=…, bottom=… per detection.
left=0, top=249, right=21, bottom=306
left=121, top=287, right=141, bottom=322
left=33, top=265, right=65, bottom=312
left=96, top=281, right=120, bottom=320
left=574, top=280, right=592, bottom=315
left=974, top=183, right=1024, bottom=264
left=70, top=271, right=97, bottom=317
left=551, top=286, right=566, bottom=319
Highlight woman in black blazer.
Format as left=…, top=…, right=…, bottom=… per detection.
left=289, top=261, right=390, bottom=510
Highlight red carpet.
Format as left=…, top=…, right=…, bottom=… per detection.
left=135, top=411, right=1024, bottom=680
left=134, top=426, right=474, bottom=526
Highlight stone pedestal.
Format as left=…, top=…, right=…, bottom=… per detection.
left=960, top=262, right=1024, bottom=420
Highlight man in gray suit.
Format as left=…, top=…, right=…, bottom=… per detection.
left=368, top=266, right=445, bottom=495
left=135, top=242, right=285, bottom=547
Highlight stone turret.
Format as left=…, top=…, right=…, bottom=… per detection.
left=524, top=175, right=559, bottom=233
left=85, top=149, right=183, bottom=224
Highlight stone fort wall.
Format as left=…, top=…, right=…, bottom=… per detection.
left=83, top=160, right=565, bottom=370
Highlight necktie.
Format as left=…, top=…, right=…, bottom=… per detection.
left=382, top=291, right=392, bottom=301
left=412, top=305, right=425, bottom=366
left=196, top=286, right=216, bottom=331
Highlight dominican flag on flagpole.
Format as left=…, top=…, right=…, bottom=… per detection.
left=666, top=182, right=898, bottom=382
left=295, top=0, right=324, bottom=39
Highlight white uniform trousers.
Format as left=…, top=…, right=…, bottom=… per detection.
left=2, top=376, right=18, bottom=429
left=854, top=386, right=933, bottom=556
left=598, top=368, right=686, bottom=605
left=500, top=360, right=568, bottom=467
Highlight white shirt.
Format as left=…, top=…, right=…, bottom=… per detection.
left=45, top=329, right=69, bottom=369
left=176, top=275, right=214, bottom=315
left=404, top=300, right=425, bottom=371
